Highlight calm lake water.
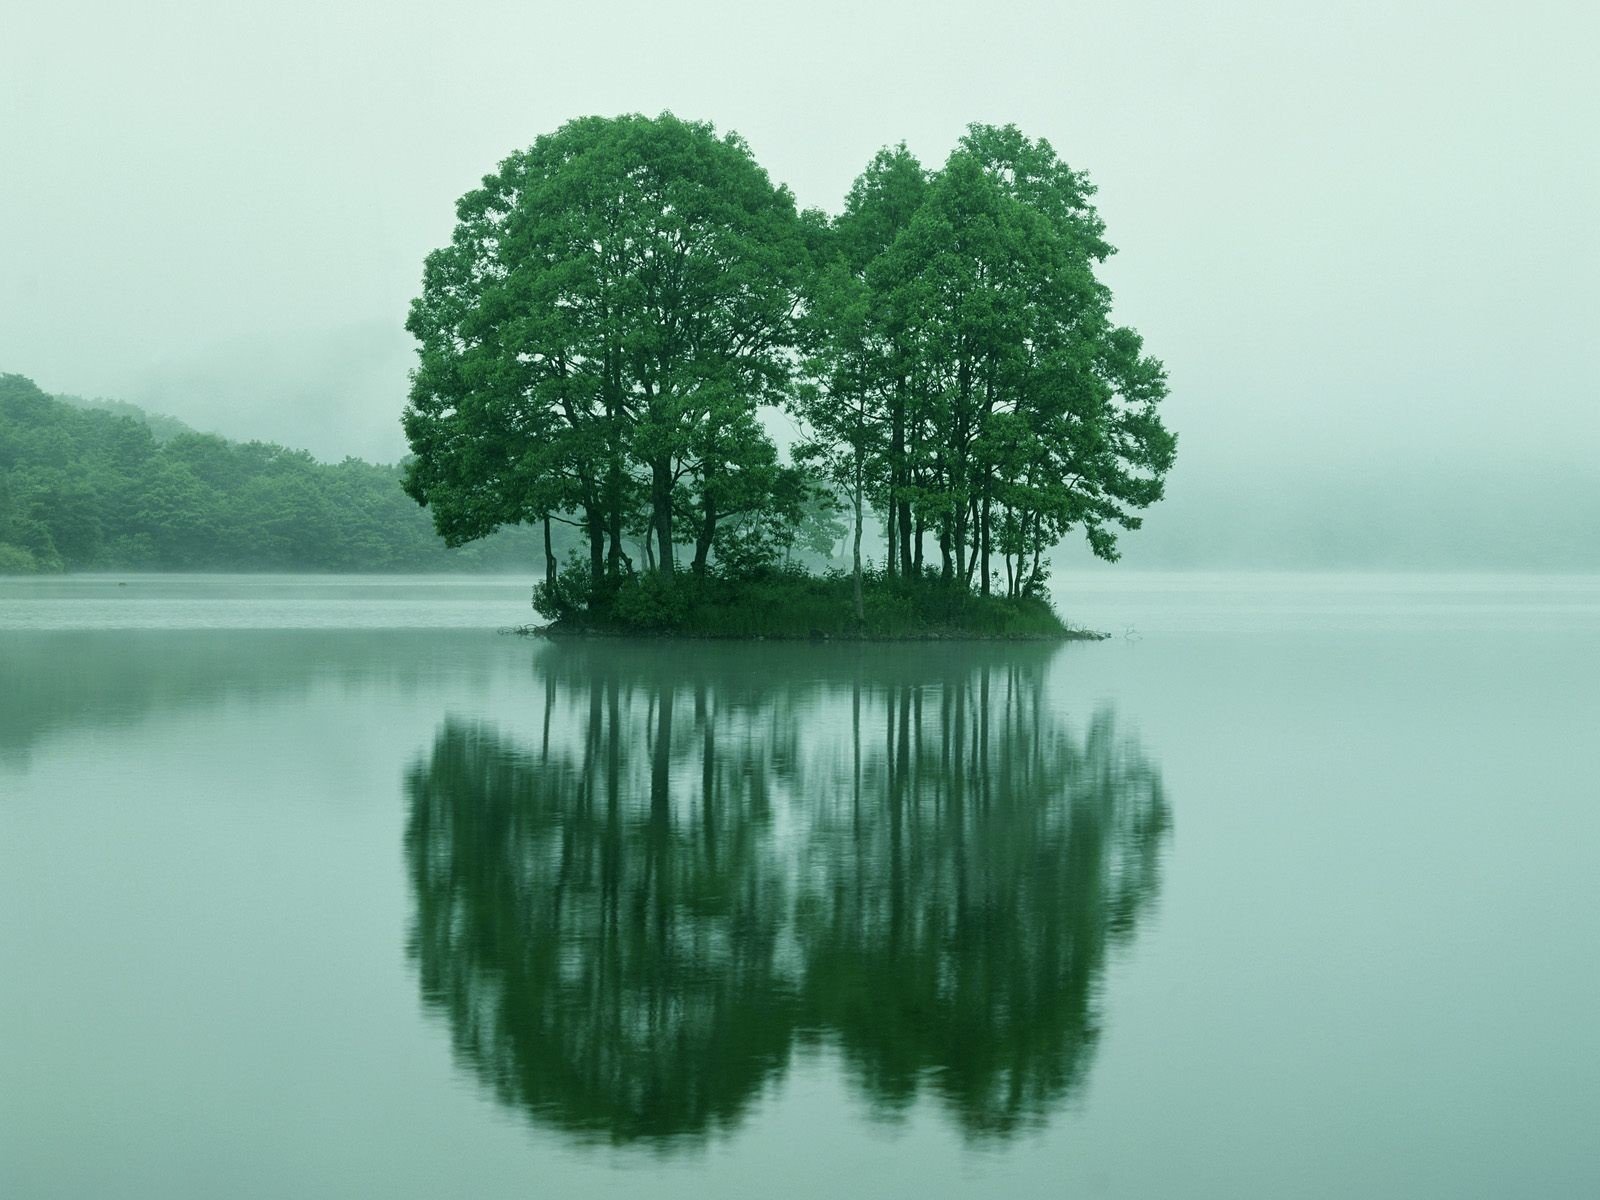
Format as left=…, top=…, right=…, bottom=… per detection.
left=2, top=573, right=1597, bottom=1198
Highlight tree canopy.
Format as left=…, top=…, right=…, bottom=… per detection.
left=403, top=112, right=1176, bottom=620
left=403, top=112, right=816, bottom=588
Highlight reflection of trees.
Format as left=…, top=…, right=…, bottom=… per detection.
left=795, top=678, right=1168, bottom=1137
left=406, top=684, right=796, bottom=1144
left=405, top=645, right=1169, bottom=1147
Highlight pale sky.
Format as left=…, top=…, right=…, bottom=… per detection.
left=3, top=0, right=1596, bottom=562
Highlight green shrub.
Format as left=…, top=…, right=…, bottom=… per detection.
left=536, top=558, right=1086, bottom=640
left=611, top=571, right=696, bottom=631
left=0, top=542, right=42, bottom=573
left=531, top=556, right=595, bottom=622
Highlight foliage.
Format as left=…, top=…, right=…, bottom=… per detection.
left=542, top=561, right=1086, bottom=640
left=531, top=555, right=594, bottom=623
left=796, top=127, right=1177, bottom=602
left=0, top=542, right=43, bottom=573
left=403, top=114, right=1176, bottom=627
left=0, top=373, right=543, bottom=572
left=403, top=111, right=813, bottom=588
left=609, top=570, right=696, bottom=631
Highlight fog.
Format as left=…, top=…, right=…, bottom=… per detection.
left=4, top=0, right=1596, bottom=568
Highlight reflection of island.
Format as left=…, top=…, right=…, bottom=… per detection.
left=404, top=645, right=1169, bottom=1146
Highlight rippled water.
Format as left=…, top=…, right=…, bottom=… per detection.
left=2, top=574, right=1597, bottom=1198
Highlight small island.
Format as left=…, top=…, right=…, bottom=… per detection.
left=401, top=113, right=1176, bottom=639
left=528, top=567, right=1096, bottom=641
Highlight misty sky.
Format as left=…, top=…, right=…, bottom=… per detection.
left=4, top=0, right=1597, bottom=563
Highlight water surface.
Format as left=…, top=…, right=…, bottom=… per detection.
left=2, top=574, right=1596, bottom=1198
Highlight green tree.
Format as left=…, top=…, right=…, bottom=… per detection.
left=870, top=126, right=1176, bottom=590
left=834, top=146, right=929, bottom=578
left=794, top=257, right=882, bottom=623
left=403, top=112, right=810, bottom=594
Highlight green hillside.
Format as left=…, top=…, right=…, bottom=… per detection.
left=54, top=393, right=198, bottom=443
left=0, top=373, right=543, bottom=573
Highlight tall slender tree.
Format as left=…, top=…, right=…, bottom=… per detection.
left=833, top=146, right=929, bottom=579
left=873, top=125, right=1176, bottom=587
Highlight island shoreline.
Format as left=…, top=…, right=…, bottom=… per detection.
left=504, top=624, right=1107, bottom=643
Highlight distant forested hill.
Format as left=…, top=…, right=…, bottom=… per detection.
left=0, top=373, right=544, bottom=573
left=53, top=392, right=198, bottom=443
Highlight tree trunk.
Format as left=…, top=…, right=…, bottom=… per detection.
left=692, top=490, right=716, bottom=575
left=953, top=495, right=967, bottom=583
left=852, top=456, right=865, bottom=627
left=895, top=384, right=913, bottom=578
left=899, top=493, right=914, bottom=578
left=543, top=514, right=557, bottom=584
left=953, top=352, right=971, bottom=585
left=884, top=486, right=897, bottom=583
left=605, top=453, right=623, bottom=580
left=979, top=488, right=991, bottom=596
left=889, top=380, right=906, bottom=580
left=962, top=495, right=980, bottom=590
left=651, top=459, right=675, bottom=576
left=585, top=505, right=604, bottom=594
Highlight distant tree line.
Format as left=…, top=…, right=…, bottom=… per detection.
left=403, top=113, right=1176, bottom=620
left=0, top=373, right=544, bottom=573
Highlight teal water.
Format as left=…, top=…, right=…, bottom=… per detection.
left=2, top=574, right=1597, bottom=1198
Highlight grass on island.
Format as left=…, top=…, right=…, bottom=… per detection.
left=531, top=563, right=1101, bottom=641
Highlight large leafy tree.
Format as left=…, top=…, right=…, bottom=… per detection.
left=802, top=126, right=1176, bottom=595
left=403, top=112, right=810, bottom=586
left=953, top=124, right=1175, bottom=587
